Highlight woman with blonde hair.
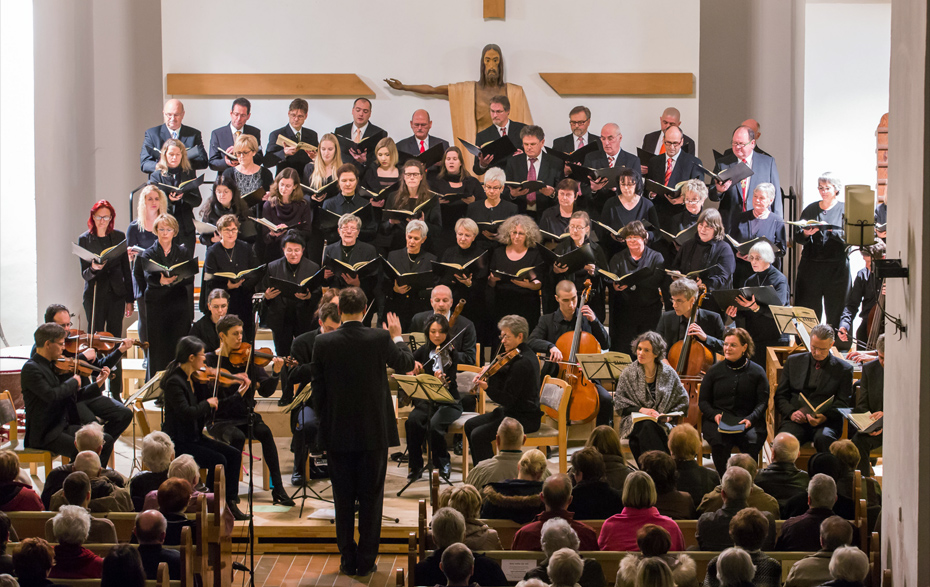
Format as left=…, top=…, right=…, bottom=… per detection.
left=599, top=472, right=686, bottom=552
left=480, top=449, right=547, bottom=523
left=260, top=168, right=313, bottom=263
left=221, top=133, right=274, bottom=197
left=488, top=214, right=545, bottom=332
left=149, top=138, right=201, bottom=252
left=302, top=132, right=343, bottom=194
left=362, top=136, right=400, bottom=192
left=438, top=485, right=502, bottom=550
left=127, top=185, right=168, bottom=348
left=583, top=426, right=633, bottom=492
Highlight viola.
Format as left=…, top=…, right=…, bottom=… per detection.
left=65, top=328, right=147, bottom=355
left=667, top=284, right=715, bottom=428
left=469, top=348, right=520, bottom=394
left=191, top=366, right=245, bottom=387
left=54, top=357, right=113, bottom=379
left=226, top=343, right=298, bottom=368
left=554, top=280, right=601, bottom=424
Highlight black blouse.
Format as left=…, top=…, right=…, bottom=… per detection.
left=795, top=201, right=847, bottom=263
left=203, top=240, right=261, bottom=297
left=608, top=246, right=667, bottom=308
left=698, top=357, right=769, bottom=428
left=412, top=344, right=460, bottom=401
left=149, top=167, right=202, bottom=236
left=489, top=246, right=545, bottom=295
left=672, top=238, right=735, bottom=291
left=137, top=242, right=194, bottom=301
left=77, top=230, right=134, bottom=303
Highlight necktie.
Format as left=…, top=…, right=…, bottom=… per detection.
left=500, top=126, right=507, bottom=137
left=419, top=140, right=426, bottom=154
left=665, top=157, right=674, bottom=186
left=608, top=155, right=615, bottom=168
left=354, top=128, right=361, bottom=144
left=740, top=158, right=750, bottom=211
left=295, top=130, right=301, bottom=143
left=527, top=158, right=538, bottom=208
left=659, top=136, right=666, bottom=155
left=234, top=130, right=241, bottom=140
left=577, top=137, right=585, bottom=150
left=171, top=130, right=178, bottom=140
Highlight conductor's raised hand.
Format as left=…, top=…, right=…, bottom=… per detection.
left=384, top=312, right=403, bottom=338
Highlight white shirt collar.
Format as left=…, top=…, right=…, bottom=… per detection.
left=353, top=122, right=369, bottom=138
left=496, top=121, right=510, bottom=136
left=230, top=123, right=244, bottom=135
left=289, top=125, right=303, bottom=137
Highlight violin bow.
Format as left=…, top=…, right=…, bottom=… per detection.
left=89, top=283, right=98, bottom=353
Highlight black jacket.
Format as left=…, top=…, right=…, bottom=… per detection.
left=21, top=355, right=101, bottom=449
left=774, top=352, right=853, bottom=423
left=161, top=370, right=212, bottom=445
left=208, top=123, right=263, bottom=172
left=656, top=308, right=725, bottom=356
left=472, top=121, right=527, bottom=175
left=568, top=480, right=623, bottom=520
left=503, top=152, right=564, bottom=218
left=266, top=125, right=319, bottom=175
left=409, top=311, right=478, bottom=367
left=645, top=151, right=705, bottom=226
left=77, top=230, right=134, bottom=304
left=855, top=358, right=883, bottom=414
left=641, top=130, right=696, bottom=156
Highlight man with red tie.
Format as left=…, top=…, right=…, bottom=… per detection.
left=504, top=125, right=562, bottom=220
left=710, top=125, right=783, bottom=231
left=640, top=107, right=697, bottom=173
left=396, top=109, right=450, bottom=160
left=581, top=123, right=642, bottom=214
left=645, top=126, right=705, bottom=228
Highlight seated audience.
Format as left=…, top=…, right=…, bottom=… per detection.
left=0, top=512, right=13, bottom=575
left=415, top=508, right=508, bottom=587
left=50, top=451, right=132, bottom=512
left=756, top=432, right=810, bottom=517
left=580, top=425, right=633, bottom=492
left=48, top=506, right=104, bottom=579
left=41, top=422, right=126, bottom=510
left=697, top=453, right=780, bottom=519
left=155, top=478, right=196, bottom=546
left=568, top=447, right=622, bottom=520
left=830, top=439, right=881, bottom=507
left=697, top=467, right=776, bottom=550
left=639, top=450, right=695, bottom=519
left=715, top=547, right=755, bottom=587
left=511, top=474, right=599, bottom=551
left=480, top=449, right=546, bottom=524
left=777, top=474, right=844, bottom=551
left=438, top=485, right=502, bottom=551
left=704, top=508, right=782, bottom=587
left=784, top=516, right=853, bottom=587
left=823, top=546, right=870, bottom=587
left=134, top=510, right=181, bottom=580
left=616, top=524, right=697, bottom=587
left=547, top=548, right=584, bottom=587
left=599, top=471, right=685, bottom=552
left=466, top=418, right=550, bottom=489
left=668, top=424, right=720, bottom=508
left=782, top=453, right=855, bottom=520
left=45, top=472, right=117, bottom=543
left=0, top=451, right=42, bottom=512
left=100, top=544, right=146, bottom=587
left=129, top=431, right=175, bottom=512
left=12, top=537, right=56, bottom=587
left=438, top=543, right=476, bottom=587
left=631, top=557, right=675, bottom=587
left=142, top=454, right=234, bottom=535
left=524, top=518, right=606, bottom=587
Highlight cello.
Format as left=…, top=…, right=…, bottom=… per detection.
left=667, top=283, right=714, bottom=428
left=863, top=250, right=886, bottom=351
left=554, top=281, right=601, bottom=424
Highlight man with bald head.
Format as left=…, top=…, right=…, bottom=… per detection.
left=723, top=118, right=769, bottom=157
left=134, top=510, right=181, bottom=580
left=409, top=285, right=477, bottom=367
left=582, top=123, right=642, bottom=213
left=644, top=124, right=705, bottom=228
left=140, top=98, right=207, bottom=175
left=511, top=473, right=599, bottom=551
left=51, top=451, right=133, bottom=512
left=756, top=432, right=811, bottom=517
left=710, top=124, right=782, bottom=228
left=641, top=107, right=696, bottom=158
left=396, top=109, right=450, bottom=160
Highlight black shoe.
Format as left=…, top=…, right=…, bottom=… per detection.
left=291, top=470, right=305, bottom=487
left=227, top=500, right=250, bottom=521
left=272, top=486, right=296, bottom=507
left=440, top=462, right=452, bottom=480
left=356, top=564, right=376, bottom=577
left=339, top=563, right=357, bottom=576
left=307, top=462, right=328, bottom=479
left=277, top=395, right=293, bottom=407
left=407, top=466, right=424, bottom=482
left=453, top=436, right=463, bottom=456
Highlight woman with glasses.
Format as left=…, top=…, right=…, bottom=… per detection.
left=671, top=208, right=735, bottom=301
left=221, top=134, right=274, bottom=197
left=730, top=182, right=788, bottom=287
left=149, top=138, right=202, bottom=252
left=550, top=211, right=609, bottom=321
left=260, top=168, right=313, bottom=264
left=608, top=221, right=667, bottom=355
left=78, top=200, right=134, bottom=336
left=127, top=186, right=167, bottom=349
left=202, top=214, right=262, bottom=342
left=465, top=167, right=518, bottom=246
left=488, top=215, right=545, bottom=333
left=380, top=160, right=440, bottom=253
left=382, top=220, right=437, bottom=331
left=599, top=167, right=660, bottom=258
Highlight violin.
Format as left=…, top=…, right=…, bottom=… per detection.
left=226, top=343, right=298, bottom=368
left=54, top=357, right=114, bottom=379
left=469, top=348, right=520, bottom=394
left=191, top=366, right=245, bottom=387
left=667, top=283, right=715, bottom=428
left=554, top=280, right=601, bottom=424
left=448, top=299, right=466, bottom=329
left=65, top=329, right=147, bottom=355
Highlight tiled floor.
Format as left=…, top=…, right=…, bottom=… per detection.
left=244, top=554, right=405, bottom=587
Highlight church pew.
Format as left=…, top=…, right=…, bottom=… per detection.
left=4, top=552, right=180, bottom=587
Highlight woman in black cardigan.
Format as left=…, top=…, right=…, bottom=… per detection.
left=78, top=200, right=134, bottom=336
left=672, top=208, right=735, bottom=314
left=698, top=327, right=769, bottom=476
left=149, top=138, right=202, bottom=253
left=160, top=336, right=246, bottom=520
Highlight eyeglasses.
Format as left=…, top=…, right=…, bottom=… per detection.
left=404, top=172, right=422, bottom=178
left=156, top=227, right=174, bottom=234
left=568, top=224, right=587, bottom=231
left=684, top=199, right=703, bottom=205
left=664, top=140, right=683, bottom=146
left=220, top=227, right=238, bottom=233
left=731, top=141, right=752, bottom=148
left=618, top=181, right=636, bottom=187
left=93, top=215, right=111, bottom=222
left=233, top=151, right=253, bottom=157
left=747, top=255, right=764, bottom=261
left=484, top=185, right=502, bottom=191
left=569, top=119, right=590, bottom=126
left=339, top=225, right=359, bottom=232
left=817, top=185, right=835, bottom=192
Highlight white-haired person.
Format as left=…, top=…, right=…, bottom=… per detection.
left=48, top=505, right=103, bottom=579
left=141, top=454, right=234, bottom=535
left=524, top=518, right=606, bottom=587
left=50, top=451, right=132, bottom=513
left=487, top=214, right=546, bottom=333
left=729, top=182, right=788, bottom=283
left=546, top=548, right=584, bottom=587
left=382, top=219, right=437, bottom=330
left=415, top=508, right=508, bottom=587
left=129, top=431, right=175, bottom=512
left=822, top=546, right=870, bottom=587
left=715, top=547, right=755, bottom=587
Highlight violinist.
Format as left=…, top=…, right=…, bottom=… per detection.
left=405, top=315, right=462, bottom=482
left=160, top=335, right=247, bottom=521
left=204, top=315, right=295, bottom=506
left=838, top=241, right=885, bottom=351
left=656, top=278, right=724, bottom=356
left=409, top=285, right=478, bottom=368
left=202, top=214, right=262, bottom=342
left=21, top=323, right=111, bottom=462
left=527, top=280, right=611, bottom=426
left=465, top=315, right=541, bottom=465
left=78, top=200, right=134, bottom=337
left=189, top=289, right=228, bottom=352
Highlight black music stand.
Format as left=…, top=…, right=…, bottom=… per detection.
left=124, top=371, right=165, bottom=477
left=283, top=382, right=334, bottom=517
left=393, top=374, right=457, bottom=497
left=575, top=352, right=633, bottom=382
left=771, top=305, right=819, bottom=352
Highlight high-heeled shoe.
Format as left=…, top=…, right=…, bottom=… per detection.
left=227, top=500, right=250, bottom=521
left=272, top=486, right=296, bottom=507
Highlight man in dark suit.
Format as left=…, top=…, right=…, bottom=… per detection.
left=310, top=287, right=414, bottom=577
left=266, top=98, right=319, bottom=176
left=710, top=125, right=783, bottom=229
left=756, top=432, right=811, bottom=516
left=645, top=126, right=705, bottom=228
left=775, top=324, right=853, bottom=452
left=134, top=510, right=181, bottom=580
left=582, top=123, right=642, bottom=213
left=335, top=97, right=388, bottom=171
left=640, top=107, right=696, bottom=171
left=140, top=99, right=208, bottom=175
left=850, top=335, right=884, bottom=475
left=722, top=118, right=770, bottom=157
left=656, top=278, right=725, bottom=355
left=695, top=467, right=776, bottom=551
left=208, top=97, right=263, bottom=172
left=503, top=125, right=562, bottom=220
left=409, top=285, right=477, bottom=367
left=472, top=94, right=527, bottom=175
left=551, top=105, right=601, bottom=157
left=396, top=109, right=450, bottom=159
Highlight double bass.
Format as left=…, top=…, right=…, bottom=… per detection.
left=667, top=284, right=714, bottom=428
left=554, top=281, right=601, bottom=424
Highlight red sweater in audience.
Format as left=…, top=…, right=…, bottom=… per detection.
left=0, top=482, right=43, bottom=512
left=598, top=507, right=685, bottom=552
left=48, top=544, right=104, bottom=579
left=511, top=509, right=599, bottom=551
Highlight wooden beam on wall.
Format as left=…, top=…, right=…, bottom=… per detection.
left=165, top=74, right=374, bottom=97
left=483, top=0, right=505, bottom=19
left=539, top=73, right=694, bottom=96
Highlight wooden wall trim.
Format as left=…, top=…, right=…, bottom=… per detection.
left=165, top=74, right=374, bottom=97
left=539, top=73, right=694, bottom=96
left=483, top=0, right=505, bottom=19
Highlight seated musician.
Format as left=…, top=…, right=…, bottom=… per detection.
left=188, top=289, right=228, bottom=352
left=838, top=241, right=885, bottom=350
left=20, top=323, right=111, bottom=461
left=405, top=315, right=463, bottom=482
left=850, top=334, right=884, bottom=475
left=42, top=305, right=132, bottom=466
left=527, top=280, right=612, bottom=426
left=774, top=324, right=853, bottom=452
left=204, top=315, right=295, bottom=506
left=656, top=278, right=724, bottom=356
left=698, top=327, right=769, bottom=475
left=613, top=331, right=689, bottom=464
left=409, top=285, right=478, bottom=369
left=464, top=315, right=542, bottom=465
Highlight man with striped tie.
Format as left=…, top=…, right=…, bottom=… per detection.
left=140, top=98, right=207, bottom=175
left=645, top=125, right=705, bottom=228
left=710, top=124, right=783, bottom=231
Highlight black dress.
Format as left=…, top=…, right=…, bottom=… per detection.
left=599, top=196, right=661, bottom=257
left=382, top=248, right=438, bottom=332
left=260, top=199, right=314, bottom=264
left=322, top=241, right=380, bottom=308
left=735, top=265, right=790, bottom=366
left=203, top=240, right=261, bottom=341
left=793, top=201, right=850, bottom=330
left=698, top=357, right=769, bottom=475
left=77, top=230, right=134, bottom=336
left=127, top=221, right=157, bottom=345
left=551, top=238, right=609, bottom=321
left=261, top=256, right=322, bottom=357
left=672, top=237, right=735, bottom=315
left=431, top=176, right=484, bottom=252
left=379, top=191, right=442, bottom=254
left=465, top=199, right=518, bottom=247
left=149, top=167, right=202, bottom=252
left=405, top=344, right=463, bottom=471
left=438, top=242, right=492, bottom=348
left=199, top=201, right=255, bottom=247
left=730, top=210, right=788, bottom=286
left=607, top=246, right=667, bottom=354
left=188, top=316, right=220, bottom=352
left=137, top=242, right=194, bottom=378
left=488, top=246, right=545, bottom=334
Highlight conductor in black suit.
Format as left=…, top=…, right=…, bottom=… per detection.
left=582, top=123, right=642, bottom=214
left=140, top=99, right=207, bottom=175
left=208, top=97, right=263, bottom=172
left=774, top=324, right=853, bottom=453
left=472, top=95, right=527, bottom=175
left=504, top=125, right=563, bottom=221
left=640, top=107, right=696, bottom=164
left=644, top=126, right=705, bottom=228
left=335, top=97, right=388, bottom=171
left=266, top=99, right=319, bottom=176
left=850, top=334, right=884, bottom=475
left=310, top=288, right=415, bottom=577
left=396, top=109, right=450, bottom=158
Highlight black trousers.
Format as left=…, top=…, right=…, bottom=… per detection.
left=464, top=407, right=540, bottom=465
left=795, top=259, right=851, bottom=330
left=628, top=420, right=671, bottom=465
left=76, top=395, right=132, bottom=465
left=851, top=431, right=883, bottom=475
left=595, top=383, right=613, bottom=427
left=778, top=419, right=843, bottom=453
left=210, top=416, right=284, bottom=490
left=405, top=401, right=463, bottom=469
left=175, top=436, right=242, bottom=500
left=705, top=430, right=765, bottom=477
left=83, top=286, right=126, bottom=339
left=328, top=449, right=387, bottom=573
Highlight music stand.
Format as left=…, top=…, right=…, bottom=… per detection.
left=393, top=374, right=457, bottom=497
left=282, top=382, right=333, bottom=516
left=400, top=332, right=427, bottom=352
left=575, top=352, right=633, bottom=382
left=124, top=370, right=164, bottom=477
left=771, top=306, right=819, bottom=351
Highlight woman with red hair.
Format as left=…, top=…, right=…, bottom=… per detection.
left=78, top=200, right=134, bottom=336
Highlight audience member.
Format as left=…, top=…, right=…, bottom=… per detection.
left=616, top=524, right=697, bottom=587
left=0, top=512, right=13, bottom=575
left=0, top=451, right=42, bottom=512
left=524, top=518, right=606, bottom=587
left=129, top=431, right=175, bottom=512
left=715, top=547, right=755, bottom=587
left=599, top=471, right=685, bottom=551
left=756, top=432, right=810, bottom=517
left=697, top=453, right=780, bottom=519
left=568, top=447, right=622, bottom=520
left=581, top=426, right=633, bottom=492
left=630, top=557, right=675, bottom=587
left=480, top=449, right=546, bottom=523
left=784, top=516, right=853, bottom=587
left=783, top=453, right=855, bottom=520
left=415, top=508, right=507, bottom=587
left=100, top=544, right=146, bottom=587
left=12, top=537, right=57, bottom=587
left=776, top=474, right=843, bottom=551
left=41, top=422, right=126, bottom=510
left=50, top=451, right=132, bottom=512
left=466, top=418, right=550, bottom=488
left=438, top=543, right=475, bottom=587
left=512, top=474, right=599, bottom=551
left=155, top=479, right=196, bottom=546
left=142, top=454, right=234, bottom=535
left=638, top=451, right=695, bottom=519
left=45, top=472, right=117, bottom=543
left=667, top=424, right=719, bottom=508
left=697, top=467, right=776, bottom=550
left=48, top=506, right=104, bottom=579
left=134, top=510, right=181, bottom=580
left=823, top=546, right=870, bottom=587
left=438, top=485, right=502, bottom=551
left=830, top=439, right=881, bottom=507
left=704, top=508, right=782, bottom=587
left=547, top=548, right=584, bottom=587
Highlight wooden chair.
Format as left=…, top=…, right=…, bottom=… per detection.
left=0, top=389, right=58, bottom=475
left=870, top=530, right=880, bottom=586
left=447, top=364, right=486, bottom=480
left=524, top=376, right=572, bottom=473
